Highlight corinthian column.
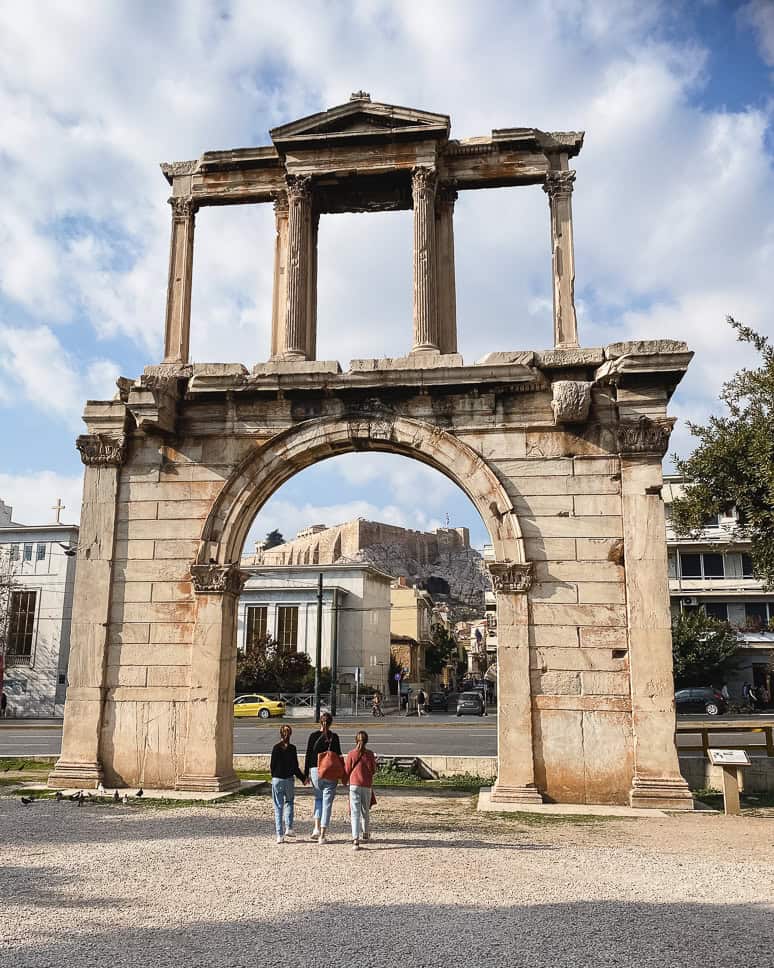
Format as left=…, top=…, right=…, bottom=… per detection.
left=270, top=192, right=289, bottom=359
left=281, top=174, right=313, bottom=361
left=543, top=170, right=579, bottom=349
left=411, top=166, right=440, bottom=353
left=435, top=185, right=458, bottom=354
left=163, top=196, right=198, bottom=364
left=306, top=210, right=320, bottom=360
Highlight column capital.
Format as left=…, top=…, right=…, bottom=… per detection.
left=286, top=174, right=313, bottom=201
left=273, top=191, right=289, bottom=216
left=487, top=561, right=533, bottom=594
left=436, top=182, right=458, bottom=209
left=168, top=195, right=199, bottom=218
left=543, top=169, right=576, bottom=198
left=190, top=563, right=248, bottom=596
left=615, top=415, right=676, bottom=457
left=412, top=165, right=437, bottom=195
left=76, top=433, right=127, bottom=467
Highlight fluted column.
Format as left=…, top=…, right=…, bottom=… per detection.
left=163, top=196, right=198, bottom=364
left=306, top=210, right=320, bottom=360
left=543, top=170, right=579, bottom=349
left=435, top=185, right=458, bottom=354
left=270, top=192, right=289, bottom=359
left=411, top=166, right=440, bottom=353
left=282, top=174, right=313, bottom=361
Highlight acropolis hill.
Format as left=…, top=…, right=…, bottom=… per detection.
left=243, top=519, right=488, bottom=604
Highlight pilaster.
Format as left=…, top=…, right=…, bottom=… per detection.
left=617, top=421, right=693, bottom=810
left=435, top=184, right=458, bottom=354
left=48, top=432, right=127, bottom=790
left=177, top=564, right=248, bottom=792
left=487, top=561, right=543, bottom=804
left=411, top=166, right=440, bottom=353
left=543, top=169, right=579, bottom=349
left=270, top=192, right=289, bottom=358
left=163, top=195, right=198, bottom=364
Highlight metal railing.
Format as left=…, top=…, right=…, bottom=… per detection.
left=676, top=720, right=774, bottom=757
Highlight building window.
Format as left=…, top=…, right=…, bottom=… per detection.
left=8, top=589, right=37, bottom=657
left=9, top=544, right=19, bottom=561
left=741, top=554, right=755, bottom=579
left=276, top=606, right=299, bottom=652
left=704, top=602, right=728, bottom=622
left=36, top=543, right=46, bottom=561
left=23, top=543, right=33, bottom=562
left=744, top=603, right=769, bottom=630
left=679, top=552, right=725, bottom=580
left=245, top=606, right=268, bottom=652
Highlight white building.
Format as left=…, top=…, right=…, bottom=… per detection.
left=469, top=544, right=497, bottom=672
left=0, top=499, right=79, bottom=717
left=237, top=563, right=393, bottom=693
left=663, top=477, right=774, bottom=700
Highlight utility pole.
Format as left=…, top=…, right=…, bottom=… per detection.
left=313, top=572, right=323, bottom=722
left=330, top=588, right=339, bottom=717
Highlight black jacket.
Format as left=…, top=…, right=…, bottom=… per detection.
left=270, top=742, right=305, bottom=781
left=304, top=730, right=342, bottom=777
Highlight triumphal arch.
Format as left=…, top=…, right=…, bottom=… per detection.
left=50, top=94, right=693, bottom=808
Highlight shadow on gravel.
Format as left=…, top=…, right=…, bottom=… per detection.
left=2, top=899, right=771, bottom=967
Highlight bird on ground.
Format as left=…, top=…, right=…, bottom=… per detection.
left=68, top=791, right=83, bottom=802
left=77, top=795, right=84, bottom=807
left=97, top=782, right=106, bottom=795
left=20, top=796, right=34, bottom=805
left=54, top=791, right=64, bottom=801
left=136, top=788, right=144, bottom=798
left=122, top=794, right=128, bottom=805
left=113, top=790, right=120, bottom=803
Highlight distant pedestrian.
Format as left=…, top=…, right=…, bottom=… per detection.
left=345, top=730, right=377, bottom=850
left=0, top=692, right=6, bottom=718
left=304, top=712, right=343, bottom=845
left=743, top=682, right=751, bottom=705
left=759, top=684, right=770, bottom=708
left=720, top=683, right=730, bottom=702
left=416, top=689, right=426, bottom=717
left=270, top=724, right=306, bottom=844
left=748, top=685, right=759, bottom=712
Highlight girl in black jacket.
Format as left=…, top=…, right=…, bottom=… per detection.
left=270, top=724, right=306, bottom=844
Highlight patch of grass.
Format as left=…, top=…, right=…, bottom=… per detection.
left=0, top=758, right=53, bottom=772
left=373, top=766, right=495, bottom=793
left=236, top=770, right=271, bottom=781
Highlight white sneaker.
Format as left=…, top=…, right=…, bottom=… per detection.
left=352, top=840, right=360, bottom=851
left=284, top=828, right=295, bottom=838
left=318, top=833, right=328, bottom=846
left=276, top=835, right=284, bottom=844
left=309, top=830, right=320, bottom=841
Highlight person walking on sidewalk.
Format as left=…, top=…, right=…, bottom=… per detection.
left=416, top=688, right=426, bottom=717
left=304, top=712, right=343, bottom=845
left=345, top=730, right=377, bottom=850
left=270, top=724, right=307, bottom=844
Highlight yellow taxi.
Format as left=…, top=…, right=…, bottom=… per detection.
left=234, top=694, right=286, bottom=719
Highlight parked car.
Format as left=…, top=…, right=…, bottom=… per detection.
left=674, top=687, right=727, bottom=717
left=234, top=694, right=286, bottom=719
left=428, top=692, right=449, bottom=713
left=456, top=691, right=485, bottom=716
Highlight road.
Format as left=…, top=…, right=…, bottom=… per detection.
left=1, top=714, right=772, bottom=758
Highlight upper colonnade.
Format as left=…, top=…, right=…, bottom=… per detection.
left=160, top=93, right=584, bottom=365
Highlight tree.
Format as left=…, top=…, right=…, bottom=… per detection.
left=0, top=547, right=20, bottom=696
left=671, top=610, right=739, bottom=688
left=423, top=623, right=458, bottom=677
left=671, top=317, right=774, bottom=587
left=263, top=529, right=285, bottom=549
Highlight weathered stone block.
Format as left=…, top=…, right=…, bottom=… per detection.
left=106, top=665, right=147, bottom=688
left=572, top=456, right=619, bottom=475
left=579, top=627, right=629, bottom=649
left=531, top=670, right=581, bottom=695
left=513, top=494, right=574, bottom=516
left=575, top=537, right=622, bottom=559
left=530, top=603, right=627, bottom=627
left=534, top=560, right=623, bottom=582
left=530, top=581, right=578, bottom=604
left=151, top=581, right=194, bottom=603
left=572, top=494, right=622, bottom=516
left=523, top=537, right=577, bottom=561
left=521, top=516, right=623, bottom=539
left=147, top=665, right=190, bottom=688
left=157, top=499, right=214, bottom=520
left=529, top=625, right=580, bottom=648
left=577, top=582, right=626, bottom=604
left=153, top=539, right=200, bottom=560
left=530, top=648, right=628, bottom=672
left=582, top=671, right=631, bottom=696
left=109, top=624, right=150, bottom=645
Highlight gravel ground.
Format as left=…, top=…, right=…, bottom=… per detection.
left=1, top=789, right=773, bottom=968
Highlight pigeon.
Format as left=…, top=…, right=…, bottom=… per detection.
left=122, top=794, right=128, bottom=805
left=97, top=782, right=106, bottom=795
left=20, top=796, right=34, bottom=805
left=136, top=788, right=144, bottom=799
left=69, top=790, right=83, bottom=802
left=113, top=790, right=120, bottom=803
left=54, top=791, right=64, bottom=801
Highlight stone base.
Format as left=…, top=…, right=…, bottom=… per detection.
left=489, top=781, right=544, bottom=804
left=175, top=771, right=241, bottom=793
left=629, top=775, right=694, bottom=811
left=47, top=759, right=104, bottom=790
left=350, top=353, right=464, bottom=371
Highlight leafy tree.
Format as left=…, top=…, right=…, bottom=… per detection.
left=235, top=635, right=330, bottom=694
left=671, top=610, right=739, bottom=688
left=263, top=529, right=285, bottom=549
left=671, top=317, right=774, bottom=586
left=423, top=623, right=459, bottom=676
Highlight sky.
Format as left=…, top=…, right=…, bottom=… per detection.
left=1, top=0, right=773, bottom=551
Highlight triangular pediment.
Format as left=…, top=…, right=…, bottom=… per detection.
left=270, top=96, right=449, bottom=149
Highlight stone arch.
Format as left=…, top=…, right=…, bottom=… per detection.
left=197, top=413, right=525, bottom=568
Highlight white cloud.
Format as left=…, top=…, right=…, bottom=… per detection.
left=740, top=0, right=774, bottom=66
left=0, top=471, right=83, bottom=527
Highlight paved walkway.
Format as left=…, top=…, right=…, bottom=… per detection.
left=1, top=789, right=772, bottom=967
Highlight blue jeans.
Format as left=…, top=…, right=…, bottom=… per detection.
left=349, top=785, right=371, bottom=841
left=309, top=767, right=337, bottom=828
left=271, top=777, right=295, bottom=836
